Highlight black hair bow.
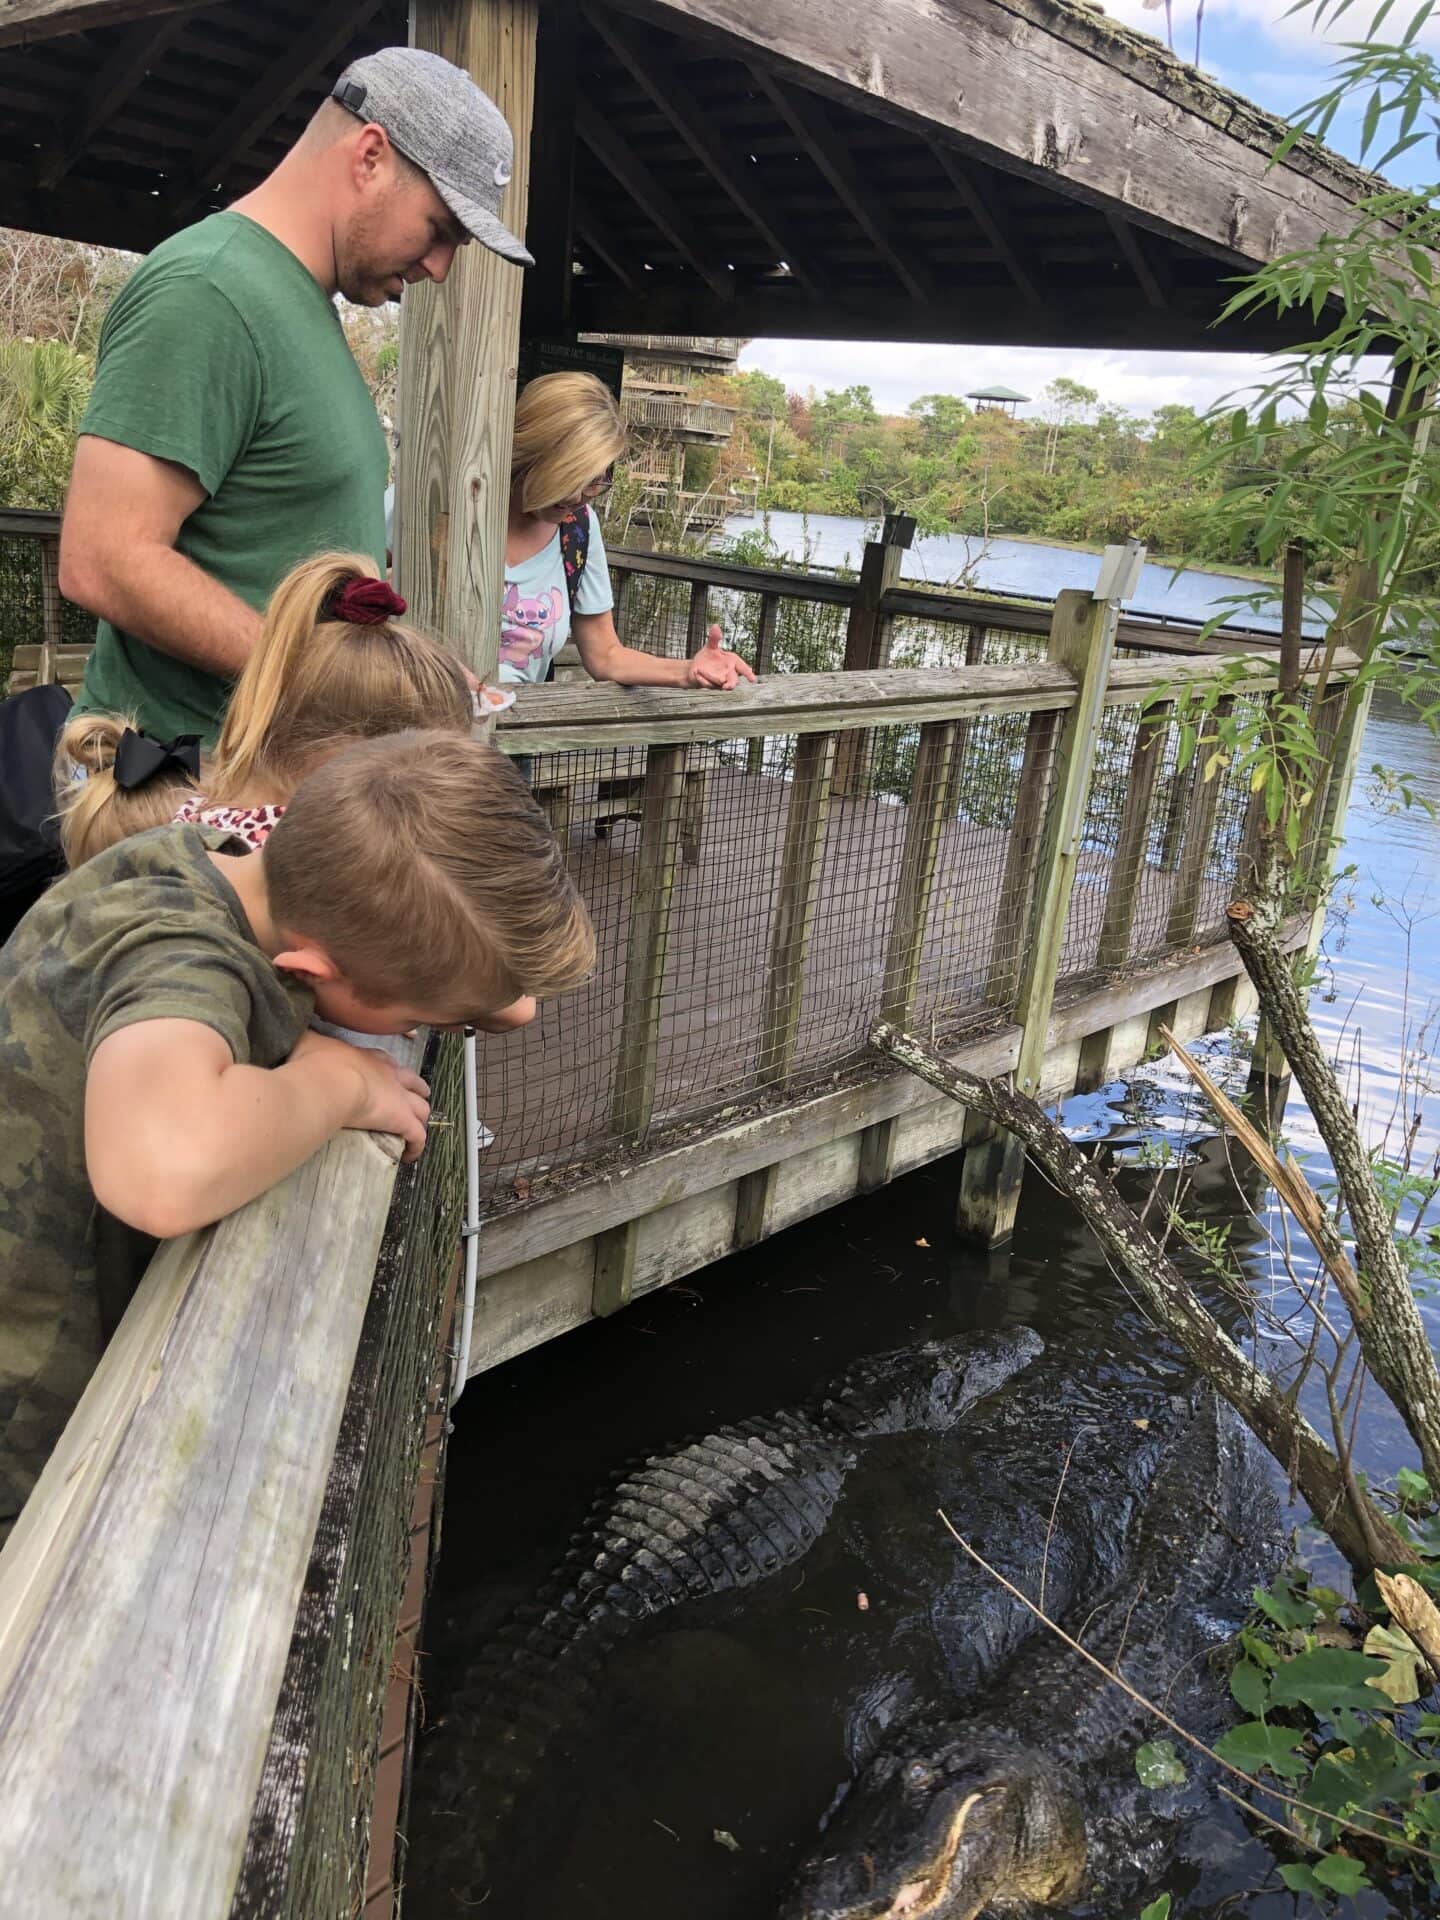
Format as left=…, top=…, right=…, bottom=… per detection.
left=113, top=729, right=202, bottom=792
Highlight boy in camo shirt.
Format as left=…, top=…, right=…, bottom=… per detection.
left=0, top=729, right=593, bottom=1542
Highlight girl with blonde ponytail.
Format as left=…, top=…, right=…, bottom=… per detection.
left=57, top=552, right=473, bottom=865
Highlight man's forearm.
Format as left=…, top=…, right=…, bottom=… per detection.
left=70, top=539, right=262, bottom=680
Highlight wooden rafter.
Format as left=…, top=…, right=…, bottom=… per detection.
left=587, top=5, right=827, bottom=301
left=574, top=194, right=639, bottom=290
left=750, top=65, right=933, bottom=304
left=0, top=0, right=199, bottom=47
left=168, top=0, right=387, bottom=218
left=573, top=275, right=1303, bottom=353
left=1105, top=209, right=1168, bottom=309
left=929, top=141, right=1042, bottom=308
left=522, top=0, right=579, bottom=334
left=34, top=11, right=187, bottom=189
left=575, top=98, right=733, bottom=300
left=636, top=0, right=1381, bottom=270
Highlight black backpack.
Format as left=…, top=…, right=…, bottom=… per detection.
left=0, top=682, right=72, bottom=944
left=545, top=507, right=592, bottom=683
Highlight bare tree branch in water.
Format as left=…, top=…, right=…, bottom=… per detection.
left=870, top=1021, right=1414, bottom=1580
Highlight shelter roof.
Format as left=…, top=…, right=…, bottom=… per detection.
left=0, top=0, right=1388, bottom=352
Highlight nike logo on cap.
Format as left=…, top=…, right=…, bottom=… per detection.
left=494, top=159, right=512, bottom=186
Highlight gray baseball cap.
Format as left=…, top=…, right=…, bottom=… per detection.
left=332, top=47, right=534, bottom=267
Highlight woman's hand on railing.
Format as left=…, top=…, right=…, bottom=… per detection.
left=685, top=624, right=757, bottom=691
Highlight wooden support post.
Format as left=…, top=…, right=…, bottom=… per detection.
left=596, top=744, right=686, bottom=1315
left=739, top=732, right=838, bottom=1244
left=1096, top=700, right=1170, bottom=971
left=1076, top=1009, right=1153, bottom=1093
left=609, top=745, right=686, bottom=1143
left=518, top=0, right=576, bottom=340
left=1158, top=749, right=1197, bottom=871
left=956, top=1118, right=1026, bottom=1246
left=1010, top=587, right=1127, bottom=1097
left=834, top=516, right=912, bottom=796
left=757, top=732, right=838, bottom=1088
left=942, top=623, right=987, bottom=816
left=746, top=592, right=780, bottom=775
left=1208, top=969, right=1258, bottom=1031
left=612, top=566, right=632, bottom=637
left=961, top=551, right=1141, bottom=1245
left=983, top=707, right=1061, bottom=1009
left=1246, top=1011, right=1292, bottom=1135
left=37, top=535, right=61, bottom=685
left=396, top=0, right=538, bottom=684
left=686, top=578, right=710, bottom=657
left=1164, top=697, right=1234, bottom=949
left=860, top=720, right=958, bottom=1191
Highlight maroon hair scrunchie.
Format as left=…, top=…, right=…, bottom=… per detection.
left=324, top=576, right=408, bottom=626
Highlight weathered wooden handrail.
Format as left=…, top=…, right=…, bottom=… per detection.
left=608, top=542, right=1296, bottom=654
left=496, top=653, right=1359, bottom=754
left=0, top=1104, right=413, bottom=1919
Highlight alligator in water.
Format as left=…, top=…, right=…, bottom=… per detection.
left=780, top=1384, right=1280, bottom=1920
left=410, top=1327, right=1043, bottom=1900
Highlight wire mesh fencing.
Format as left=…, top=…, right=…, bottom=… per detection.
left=0, top=518, right=92, bottom=692
left=478, top=701, right=1079, bottom=1212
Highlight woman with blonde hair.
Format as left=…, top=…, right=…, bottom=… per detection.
left=501, top=371, right=756, bottom=690
left=56, top=551, right=473, bottom=866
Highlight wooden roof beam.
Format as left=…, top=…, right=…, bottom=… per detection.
left=575, top=98, right=734, bottom=301
left=929, top=141, right=1042, bottom=308
left=168, top=0, right=387, bottom=220
left=34, top=11, right=187, bottom=189
left=574, top=195, right=640, bottom=290
left=586, top=5, right=829, bottom=303
left=750, top=65, right=933, bottom=304
left=0, top=0, right=200, bottom=47
left=1105, top=209, right=1169, bottom=309
left=631, top=0, right=1380, bottom=270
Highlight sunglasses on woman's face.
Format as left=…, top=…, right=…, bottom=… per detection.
left=559, top=465, right=613, bottom=507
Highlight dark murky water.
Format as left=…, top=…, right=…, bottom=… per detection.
left=410, top=689, right=1439, bottom=1919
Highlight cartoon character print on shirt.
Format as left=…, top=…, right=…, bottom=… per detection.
left=500, top=583, right=566, bottom=678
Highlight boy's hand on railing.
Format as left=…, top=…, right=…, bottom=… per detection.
left=686, top=623, right=758, bottom=690
left=293, top=1030, right=432, bottom=1162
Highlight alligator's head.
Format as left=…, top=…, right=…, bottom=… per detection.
left=820, top=1327, right=1044, bottom=1440
left=779, top=1725, right=1086, bottom=1920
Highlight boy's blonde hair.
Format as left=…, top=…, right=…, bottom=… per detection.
left=55, top=552, right=472, bottom=867
left=265, top=730, right=596, bottom=1013
left=511, top=371, right=626, bottom=514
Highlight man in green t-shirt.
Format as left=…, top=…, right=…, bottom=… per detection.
left=60, top=47, right=533, bottom=745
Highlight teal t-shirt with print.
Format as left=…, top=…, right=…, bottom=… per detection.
left=75, top=213, right=389, bottom=745
left=498, top=512, right=615, bottom=684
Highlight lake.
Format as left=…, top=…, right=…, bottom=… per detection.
left=725, top=506, right=1287, bottom=629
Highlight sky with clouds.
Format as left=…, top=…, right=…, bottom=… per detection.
left=739, top=1, right=1430, bottom=420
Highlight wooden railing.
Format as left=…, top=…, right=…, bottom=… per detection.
left=581, top=331, right=743, bottom=361
left=620, top=392, right=738, bottom=437
left=607, top=541, right=1294, bottom=664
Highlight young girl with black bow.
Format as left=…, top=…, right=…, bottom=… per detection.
left=57, top=553, right=475, bottom=863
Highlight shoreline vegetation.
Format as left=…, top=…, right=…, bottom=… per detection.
left=630, top=365, right=1376, bottom=592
